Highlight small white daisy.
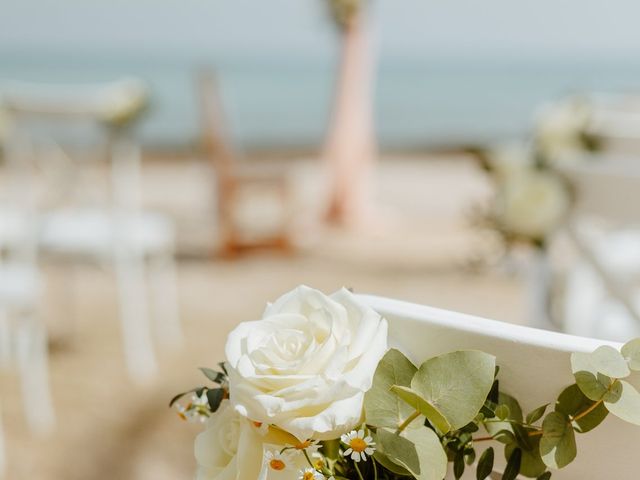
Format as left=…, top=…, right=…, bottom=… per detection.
left=264, top=450, right=293, bottom=472
left=297, top=467, right=326, bottom=480
left=340, top=429, right=376, bottom=462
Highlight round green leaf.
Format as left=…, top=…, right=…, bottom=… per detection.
left=622, top=338, right=640, bottom=371
left=539, top=412, right=577, bottom=469
left=571, top=346, right=630, bottom=379
left=556, top=384, right=608, bottom=433
left=377, top=427, right=447, bottom=480
left=411, top=350, right=496, bottom=430
left=364, top=348, right=418, bottom=430
left=604, top=380, right=640, bottom=426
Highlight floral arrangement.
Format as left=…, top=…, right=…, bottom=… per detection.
left=172, top=286, right=640, bottom=480
left=472, top=96, right=601, bottom=249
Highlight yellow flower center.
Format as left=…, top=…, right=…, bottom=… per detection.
left=349, top=438, right=367, bottom=453
left=302, top=472, right=315, bottom=480
left=269, top=459, right=286, bottom=471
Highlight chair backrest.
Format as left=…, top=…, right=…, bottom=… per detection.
left=358, top=294, right=640, bottom=479
left=0, top=80, right=147, bottom=213
left=561, top=158, right=640, bottom=226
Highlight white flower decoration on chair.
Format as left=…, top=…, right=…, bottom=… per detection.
left=224, top=285, right=388, bottom=441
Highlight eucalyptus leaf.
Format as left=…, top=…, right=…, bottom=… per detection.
left=206, top=388, right=225, bottom=413
left=485, top=392, right=523, bottom=437
left=503, top=447, right=522, bottom=480
left=506, top=436, right=546, bottom=478
left=373, top=450, right=412, bottom=476
left=526, top=404, right=549, bottom=425
left=574, top=371, right=612, bottom=401
left=476, top=447, right=494, bottom=480
left=556, top=384, right=608, bottom=433
left=365, top=349, right=418, bottom=430
left=495, top=404, right=510, bottom=421
left=454, top=450, right=465, bottom=479
left=411, top=350, right=496, bottom=430
left=377, top=427, right=447, bottom=480
left=621, top=338, right=640, bottom=371
left=571, top=346, right=630, bottom=379
left=540, top=412, right=577, bottom=469
left=537, top=472, right=552, bottom=480
left=403, top=427, right=448, bottom=480
left=199, top=367, right=225, bottom=384
left=604, top=380, right=640, bottom=426
left=391, top=385, right=451, bottom=434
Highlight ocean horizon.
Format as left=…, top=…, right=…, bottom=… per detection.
left=3, top=51, right=640, bottom=151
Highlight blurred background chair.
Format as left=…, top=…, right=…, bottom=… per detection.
left=0, top=79, right=182, bottom=383
left=558, top=158, right=640, bottom=342
left=0, top=200, right=54, bottom=478
left=197, top=70, right=295, bottom=256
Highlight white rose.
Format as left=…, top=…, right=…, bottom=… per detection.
left=495, top=168, right=570, bottom=240
left=195, top=400, right=306, bottom=480
left=224, top=285, right=388, bottom=441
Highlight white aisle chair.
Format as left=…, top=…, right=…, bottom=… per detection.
left=0, top=210, right=54, bottom=478
left=359, top=294, right=640, bottom=479
left=558, top=159, right=640, bottom=341
left=1, top=79, right=182, bottom=383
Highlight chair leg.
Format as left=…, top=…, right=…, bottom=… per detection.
left=149, top=251, right=183, bottom=349
left=15, top=313, right=55, bottom=436
left=114, top=249, right=157, bottom=383
left=0, top=311, right=10, bottom=368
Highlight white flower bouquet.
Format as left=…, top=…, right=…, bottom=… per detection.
left=173, top=286, right=640, bottom=480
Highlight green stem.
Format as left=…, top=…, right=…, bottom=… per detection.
left=396, top=410, right=421, bottom=434
left=373, top=456, right=378, bottom=480
left=302, top=449, right=315, bottom=469
left=571, top=399, right=604, bottom=423
left=354, top=461, right=365, bottom=480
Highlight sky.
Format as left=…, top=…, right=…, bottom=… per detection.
left=1, top=0, right=640, bottom=61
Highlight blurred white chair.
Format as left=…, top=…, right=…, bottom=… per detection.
left=0, top=209, right=54, bottom=478
left=359, top=294, right=640, bottom=479
left=558, top=158, right=640, bottom=341
left=0, top=79, right=182, bottom=383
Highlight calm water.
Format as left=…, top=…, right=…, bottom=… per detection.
left=2, top=53, right=640, bottom=150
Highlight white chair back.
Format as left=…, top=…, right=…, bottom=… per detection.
left=359, top=294, right=640, bottom=479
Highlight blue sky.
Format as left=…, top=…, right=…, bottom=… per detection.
left=1, top=0, right=639, bottom=60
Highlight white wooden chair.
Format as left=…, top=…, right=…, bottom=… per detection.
left=558, top=158, right=640, bottom=341
left=0, top=208, right=53, bottom=479
left=0, top=79, right=182, bottom=383
left=359, top=294, right=640, bottom=479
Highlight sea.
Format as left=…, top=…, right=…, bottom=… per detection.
left=2, top=52, right=640, bottom=151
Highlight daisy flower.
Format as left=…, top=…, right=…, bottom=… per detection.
left=340, top=429, right=376, bottom=462
left=264, top=450, right=293, bottom=472
left=297, top=468, right=327, bottom=480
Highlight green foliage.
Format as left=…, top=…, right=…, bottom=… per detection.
left=177, top=339, right=640, bottom=480
left=540, top=412, right=576, bottom=469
